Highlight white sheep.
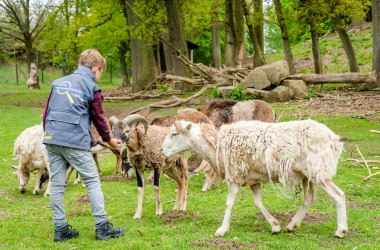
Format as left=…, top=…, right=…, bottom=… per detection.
left=13, top=124, right=118, bottom=196
left=13, top=124, right=50, bottom=195
left=110, top=114, right=189, bottom=219
left=161, top=119, right=347, bottom=238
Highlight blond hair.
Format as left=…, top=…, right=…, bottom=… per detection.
left=78, top=49, right=106, bottom=71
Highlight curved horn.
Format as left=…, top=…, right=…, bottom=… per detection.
left=123, top=114, right=148, bottom=134
left=108, top=116, right=120, bottom=126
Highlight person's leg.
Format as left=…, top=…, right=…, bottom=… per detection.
left=63, top=147, right=107, bottom=225
left=64, top=147, right=124, bottom=240
left=46, top=144, right=79, bottom=241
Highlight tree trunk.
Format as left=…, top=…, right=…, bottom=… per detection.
left=118, top=42, right=130, bottom=86
left=273, top=0, right=295, bottom=74
left=243, top=0, right=265, bottom=67
left=233, top=0, right=245, bottom=68
left=253, top=0, right=265, bottom=67
left=333, top=16, right=359, bottom=73
left=211, top=0, right=222, bottom=68
left=224, top=0, right=235, bottom=67
left=165, top=0, right=191, bottom=90
left=309, top=17, right=323, bottom=74
left=372, top=0, right=380, bottom=87
left=124, top=0, right=157, bottom=92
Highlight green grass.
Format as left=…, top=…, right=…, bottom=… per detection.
left=1, top=84, right=380, bottom=249
left=1, top=27, right=380, bottom=249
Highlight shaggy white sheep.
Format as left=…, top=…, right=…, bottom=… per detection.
left=13, top=124, right=50, bottom=195
left=161, top=119, right=347, bottom=238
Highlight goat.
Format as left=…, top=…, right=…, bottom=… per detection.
left=161, top=120, right=347, bottom=238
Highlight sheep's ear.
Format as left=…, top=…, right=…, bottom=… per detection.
left=204, top=134, right=217, bottom=149
left=174, top=121, right=182, bottom=134
left=185, top=123, right=192, bottom=132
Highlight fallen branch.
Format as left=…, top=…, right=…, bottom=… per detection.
left=286, top=71, right=376, bottom=84
left=370, top=129, right=380, bottom=135
left=105, top=90, right=182, bottom=101
left=355, top=145, right=372, bottom=176
left=345, top=158, right=380, bottom=166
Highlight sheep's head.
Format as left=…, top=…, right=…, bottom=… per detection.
left=109, top=114, right=148, bottom=152
left=162, top=120, right=193, bottom=157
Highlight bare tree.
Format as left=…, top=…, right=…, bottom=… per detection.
left=164, top=0, right=191, bottom=87
left=122, top=0, right=157, bottom=92
left=118, top=41, right=131, bottom=86
left=243, top=0, right=265, bottom=67
left=0, top=0, right=51, bottom=76
left=211, top=0, right=222, bottom=68
left=273, top=0, right=295, bottom=74
left=309, top=16, right=323, bottom=74
left=253, top=0, right=264, bottom=67
left=372, top=0, right=380, bottom=87
left=224, top=0, right=244, bottom=67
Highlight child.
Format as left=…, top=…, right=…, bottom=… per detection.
left=43, top=49, right=124, bottom=241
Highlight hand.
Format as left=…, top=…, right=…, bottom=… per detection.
left=108, top=138, right=122, bottom=148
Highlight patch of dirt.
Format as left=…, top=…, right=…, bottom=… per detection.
left=0, top=189, right=6, bottom=197
left=346, top=201, right=377, bottom=209
left=68, top=208, right=88, bottom=217
left=256, top=211, right=330, bottom=224
left=0, top=211, right=11, bottom=219
left=101, top=175, right=136, bottom=182
left=103, top=86, right=133, bottom=97
left=160, top=211, right=198, bottom=224
left=191, top=239, right=257, bottom=249
left=296, top=91, right=380, bottom=120
left=76, top=195, right=90, bottom=204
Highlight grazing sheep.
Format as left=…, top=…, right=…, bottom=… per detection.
left=198, top=99, right=276, bottom=128
left=13, top=123, right=120, bottom=196
left=109, top=114, right=188, bottom=219
left=13, top=124, right=49, bottom=195
left=150, top=110, right=212, bottom=127
left=197, top=99, right=276, bottom=191
left=161, top=120, right=347, bottom=238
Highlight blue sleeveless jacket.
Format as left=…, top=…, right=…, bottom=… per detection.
left=43, top=66, right=100, bottom=150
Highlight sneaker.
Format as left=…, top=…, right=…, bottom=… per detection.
left=95, top=221, right=124, bottom=240
left=54, top=224, right=79, bottom=242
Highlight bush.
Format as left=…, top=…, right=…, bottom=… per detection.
left=227, top=85, right=256, bottom=101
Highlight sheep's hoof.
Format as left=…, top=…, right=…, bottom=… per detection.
left=133, top=214, right=142, bottom=220
left=285, top=222, right=298, bottom=233
left=214, top=227, right=227, bottom=237
left=20, top=189, right=26, bottom=194
left=33, top=190, right=39, bottom=195
left=44, top=192, right=50, bottom=197
left=334, top=228, right=347, bottom=239
left=156, top=209, right=163, bottom=216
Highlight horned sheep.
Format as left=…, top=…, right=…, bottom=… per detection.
left=161, top=119, right=348, bottom=238
left=109, top=114, right=190, bottom=219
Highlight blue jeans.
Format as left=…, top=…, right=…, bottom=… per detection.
left=46, top=144, right=107, bottom=229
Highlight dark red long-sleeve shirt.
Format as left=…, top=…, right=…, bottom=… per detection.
left=43, top=90, right=111, bottom=142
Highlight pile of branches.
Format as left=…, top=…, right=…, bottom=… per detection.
left=104, top=62, right=251, bottom=114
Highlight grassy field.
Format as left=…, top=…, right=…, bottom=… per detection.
left=0, top=26, right=379, bottom=249
left=0, top=82, right=379, bottom=250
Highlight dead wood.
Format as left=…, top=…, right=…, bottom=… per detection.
left=370, top=129, right=380, bottom=135
left=286, top=71, right=376, bottom=84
